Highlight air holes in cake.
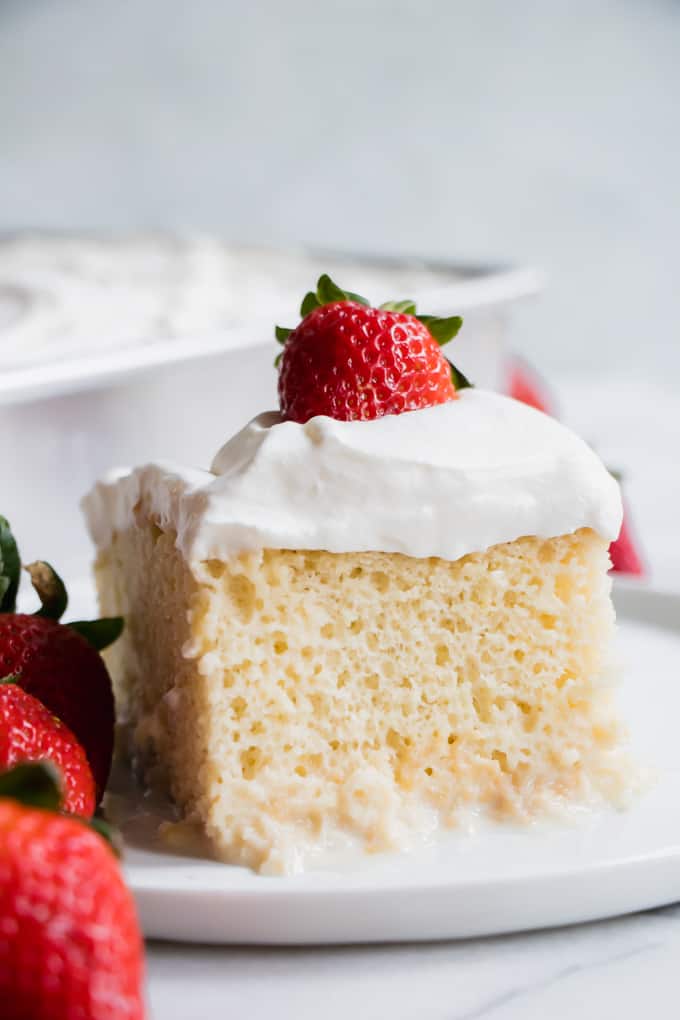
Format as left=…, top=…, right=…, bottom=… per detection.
left=540, top=613, right=557, bottom=630
left=387, top=729, right=412, bottom=756
left=555, top=573, right=574, bottom=601
left=350, top=566, right=363, bottom=579
left=350, top=619, right=363, bottom=635
left=435, top=644, right=451, bottom=667
left=206, top=560, right=225, bottom=580
left=539, top=543, right=556, bottom=564
left=556, top=670, right=574, bottom=690
left=424, top=767, right=433, bottom=776
left=329, top=739, right=340, bottom=752
left=513, top=649, right=525, bottom=663
left=337, top=670, right=349, bottom=689
left=503, top=590, right=518, bottom=608
left=447, top=734, right=457, bottom=745
left=492, top=750, right=509, bottom=773
left=366, top=633, right=378, bottom=651
left=321, top=623, right=335, bottom=640
left=472, top=693, right=493, bottom=724
left=371, top=571, right=390, bottom=593
left=150, top=523, right=164, bottom=543
left=302, top=646, right=313, bottom=660
left=231, top=696, right=247, bottom=719
left=240, top=746, right=265, bottom=780
left=273, top=634, right=288, bottom=654
left=295, top=765, right=307, bottom=778
left=228, top=574, right=256, bottom=621
left=365, top=673, right=380, bottom=691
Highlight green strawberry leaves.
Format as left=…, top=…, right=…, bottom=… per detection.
left=0, top=672, right=21, bottom=684
left=275, top=274, right=371, bottom=352
left=88, top=813, right=123, bottom=856
left=69, top=617, right=124, bottom=652
left=416, top=314, right=463, bottom=347
left=448, top=361, right=473, bottom=391
left=0, top=516, right=21, bottom=613
left=0, top=761, right=63, bottom=811
left=379, top=299, right=417, bottom=314
left=298, top=275, right=369, bottom=319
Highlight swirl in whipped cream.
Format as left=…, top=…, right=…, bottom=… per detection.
left=83, top=390, right=622, bottom=563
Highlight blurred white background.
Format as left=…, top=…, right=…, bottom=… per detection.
left=1, top=0, right=679, bottom=382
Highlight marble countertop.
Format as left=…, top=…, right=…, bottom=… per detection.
left=147, top=903, right=680, bottom=1019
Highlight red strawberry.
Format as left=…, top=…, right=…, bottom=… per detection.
left=610, top=503, right=645, bottom=576
left=0, top=678, right=96, bottom=817
left=0, top=519, right=122, bottom=801
left=506, top=356, right=556, bottom=416
left=0, top=616, right=115, bottom=800
left=276, top=275, right=467, bottom=423
left=0, top=762, right=145, bottom=1020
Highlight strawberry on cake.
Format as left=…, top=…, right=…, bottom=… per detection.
left=83, top=275, right=631, bottom=875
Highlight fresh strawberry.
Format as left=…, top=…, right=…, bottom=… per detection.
left=0, top=678, right=96, bottom=817
left=0, top=517, right=122, bottom=800
left=0, top=762, right=145, bottom=1020
left=0, top=616, right=114, bottom=801
left=276, top=274, right=468, bottom=423
left=506, top=356, right=556, bottom=416
left=610, top=502, right=645, bottom=576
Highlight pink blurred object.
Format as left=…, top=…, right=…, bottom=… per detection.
left=609, top=502, right=646, bottom=576
left=505, top=356, right=646, bottom=578
left=505, top=355, right=557, bottom=416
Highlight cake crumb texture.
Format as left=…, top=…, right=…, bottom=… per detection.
left=96, top=526, right=630, bottom=874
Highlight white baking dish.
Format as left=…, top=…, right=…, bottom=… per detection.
left=0, top=237, right=542, bottom=580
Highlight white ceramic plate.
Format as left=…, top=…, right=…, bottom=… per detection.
left=110, top=584, right=680, bottom=945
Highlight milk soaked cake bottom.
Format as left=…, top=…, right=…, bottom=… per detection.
left=95, top=525, right=632, bottom=874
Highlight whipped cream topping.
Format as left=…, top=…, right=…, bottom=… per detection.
left=83, top=390, right=622, bottom=563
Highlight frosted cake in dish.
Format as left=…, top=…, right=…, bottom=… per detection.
left=83, top=277, right=629, bottom=874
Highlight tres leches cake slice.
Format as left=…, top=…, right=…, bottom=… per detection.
left=83, top=276, right=629, bottom=874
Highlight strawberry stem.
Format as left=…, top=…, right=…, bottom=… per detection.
left=26, top=560, right=69, bottom=620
